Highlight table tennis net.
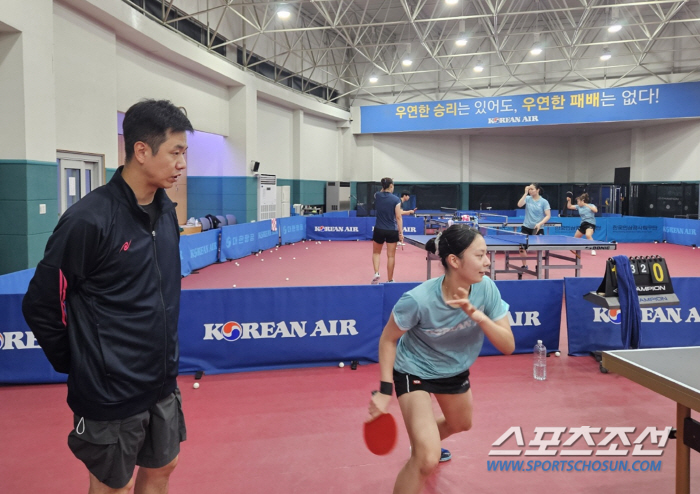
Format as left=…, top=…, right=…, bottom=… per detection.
left=478, top=225, right=529, bottom=246
left=475, top=212, right=510, bottom=224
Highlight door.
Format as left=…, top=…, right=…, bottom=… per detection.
left=57, top=152, right=103, bottom=215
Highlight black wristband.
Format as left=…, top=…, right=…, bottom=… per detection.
left=379, top=381, right=393, bottom=396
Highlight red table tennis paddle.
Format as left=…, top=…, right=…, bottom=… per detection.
left=363, top=412, right=398, bottom=455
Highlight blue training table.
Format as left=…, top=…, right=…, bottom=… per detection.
left=404, top=233, right=617, bottom=280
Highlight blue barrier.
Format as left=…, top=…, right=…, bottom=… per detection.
left=2, top=277, right=563, bottom=383
left=306, top=217, right=371, bottom=240
left=0, top=293, right=67, bottom=383
left=565, top=277, right=700, bottom=356
left=219, top=222, right=259, bottom=261
left=606, top=216, right=663, bottom=242
left=551, top=217, right=608, bottom=241
left=323, top=211, right=350, bottom=218
left=663, top=218, right=700, bottom=246
left=178, top=286, right=384, bottom=374
left=180, top=229, right=220, bottom=277
left=256, top=219, right=279, bottom=251
left=279, top=216, right=306, bottom=244
left=0, top=268, right=34, bottom=294
left=401, top=216, right=425, bottom=235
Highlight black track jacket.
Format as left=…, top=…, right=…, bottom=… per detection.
left=22, top=167, right=181, bottom=421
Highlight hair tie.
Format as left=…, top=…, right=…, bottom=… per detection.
left=434, top=232, right=443, bottom=257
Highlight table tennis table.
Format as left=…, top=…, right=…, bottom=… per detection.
left=602, top=347, right=700, bottom=494
left=426, top=218, right=563, bottom=232
left=404, top=232, right=616, bottom=280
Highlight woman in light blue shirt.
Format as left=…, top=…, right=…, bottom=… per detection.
left=566, top=193, right=598, bottom=255
left=367, top=224, right=514, bottom=493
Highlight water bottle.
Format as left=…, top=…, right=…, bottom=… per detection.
left=533, top=340, right=547, bottom=381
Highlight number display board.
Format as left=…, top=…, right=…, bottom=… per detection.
left=596, top=256, right=674, bottom=297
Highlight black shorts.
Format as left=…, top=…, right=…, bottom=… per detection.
left=67, top=389, right=186, bottom=489
left=393, top=368, right=471, bottom=398
left=373, top=228, right=399, bottom=244
left=578, top=222, right=596, bottom=234
left=520, top=226, right=545, bottom=235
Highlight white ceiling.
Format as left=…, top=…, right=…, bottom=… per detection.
left=132, top=0, right=700, bottom=109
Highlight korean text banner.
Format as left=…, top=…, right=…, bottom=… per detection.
left=178, top=286, right=384, bottom=374
left=565, top=277, right=700, bottom=356
left=360, top=81, right=700, bottom=133
left=219, top=222, right=259, bottom=261
left=256, top=219, right=279, bottom=251
left=279, top=216, right=306, bottom=244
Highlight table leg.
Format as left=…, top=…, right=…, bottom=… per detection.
left=676, top=403, right=690, bottom=494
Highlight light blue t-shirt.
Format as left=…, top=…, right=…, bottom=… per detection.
left=392, top=275, right=510, bottom=379
left=374, top=192, right=401, bottom=230
left=523, top=196, right=551, bottom=229
left=576, top=204, right=596, bottom=225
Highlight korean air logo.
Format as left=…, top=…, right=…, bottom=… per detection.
left=221, top=322, right=242, bottom=341
left=607, top=309, right=622, bottom=325
left=318, top=226, right=325, bottom=231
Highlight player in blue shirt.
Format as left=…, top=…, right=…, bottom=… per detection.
left=368, top=224, right=514, bottom=494
left=371, top=177, right=404, bottom=284
left=516, top=183, right=551, bottom=277
left=566, top=193, right=598, bottom=255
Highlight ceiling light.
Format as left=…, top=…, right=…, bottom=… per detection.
left=455, top=36, right=467, bottom=47
left=369, top=75, right=378, bottom=83
left=473, top=60, right=484, bottom=73
left=600, top=48, right=612, bottom=61
left=402, top=58, right=413, bottom=67
left=445, top=0, right=459, bottom=5
left=608, top=21, right=622, bottom=33
left=277, top=5, right=291, bottom=19
left=530, top=42, right=543, bottom=56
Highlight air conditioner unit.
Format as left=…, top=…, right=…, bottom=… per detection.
left=257, top=174, right=277, bottom=221
left=326, top=181, right=351, bottom=212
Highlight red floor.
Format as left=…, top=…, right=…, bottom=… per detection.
left=181, top=240, right=700, bottom=289
left=1, top=355, right=698, bottom=493
left=2, top=241, right=698, bottom=493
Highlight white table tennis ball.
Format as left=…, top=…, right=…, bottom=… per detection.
left=555, top=351, right=561, bottom=357
left=293, top=257, right=296, bottom=260
left=279, top=257, right=282, bottom=260
left=232, top=284, right=236, bottom=287
left=338, top=362, right=345, bottom=368
left=193, top=382, right=200, bottom=389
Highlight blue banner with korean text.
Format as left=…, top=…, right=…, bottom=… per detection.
left=180, top=229, right=220, bottom=277
left=219, top=223, right=259, bottom=261
left=256, top=219, right=279, bottom=251
left=279, top=216, right=306, bottom=244
left=361, top=81, right=700, bottom=133
left=606, top=217, right=663, bottom=243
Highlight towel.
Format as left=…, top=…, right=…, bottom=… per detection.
left=613, top=255, right=642, bottom=349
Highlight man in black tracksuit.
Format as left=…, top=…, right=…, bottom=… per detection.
left=23, top=100, right=193, bottom=493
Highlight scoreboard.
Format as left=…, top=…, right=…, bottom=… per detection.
left=585, top=255, right=679, bottom=309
